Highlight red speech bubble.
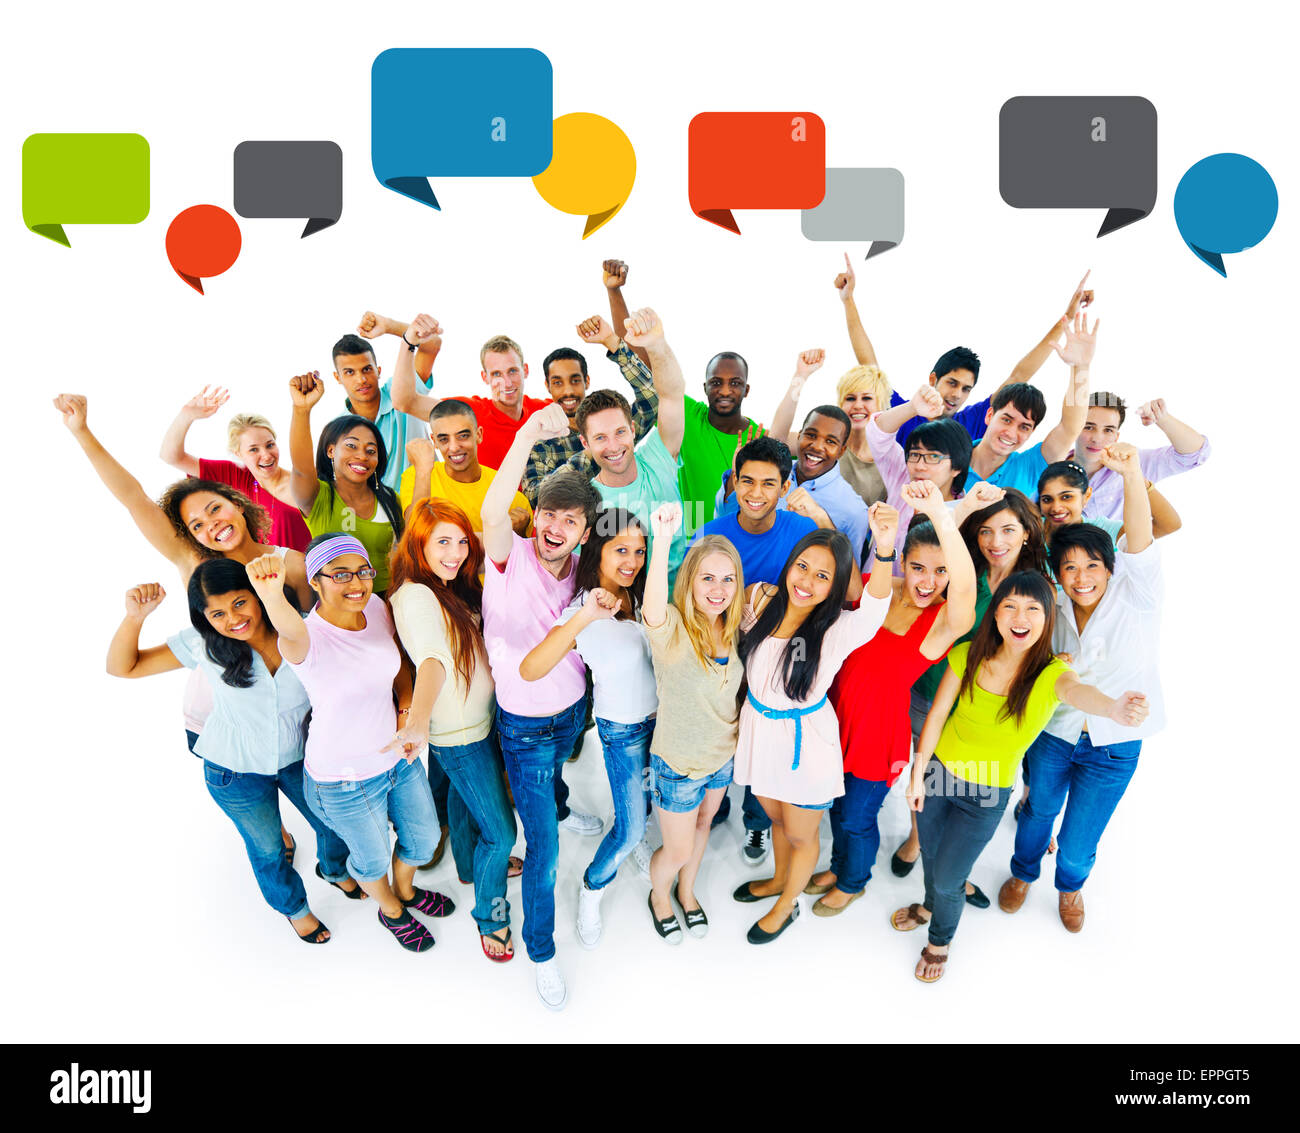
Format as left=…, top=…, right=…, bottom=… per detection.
left=688, top=112, right=826, bottom=234
left=165, top=204, right=241, bottom=293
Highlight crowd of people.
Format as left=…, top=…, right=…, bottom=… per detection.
left=57, top=257, right=1209, bottom=1008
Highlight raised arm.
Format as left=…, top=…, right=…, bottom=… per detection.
left=1040, top=312, right=1097, bottom=463
left=286, top=372, right=325, bottom=513
left=864, top=502, right=898, bottom=602
left=1146, top=484, right=1181, bottom=539
left=159, top=386, right=230, bottom=477
left=389, top=313, right=442, bottom=420
left=641, top=503, right=682, bottom=629
left=623, top=308, right=685, bottom=458
left=907, top=663, right=961, bottom=812
left=1099, top=442, right=1154, bottom=554
left=246, top=553, right=310, bottom=664
left=904, top=480, right=979, bottom=645
left=1139, top=398, right=1207, bottom=456
left=602, top=259, right=648, bottom=367
left=873, top=383, right=942, bottom=437
left=402, top=437, right=436, bottom=519
left=54, top=394, right=193, bottom=570
left=578, top=314, right=662, bottom=443
left=835, top=254, right=879, bottom=368
left=520, top=588, right=619, bottom=682
left=358, top=309, right=441, bottom=384
left=1055, top=670, right=1149, bottom=727
left=106, top=584, right=185, bottom=678
left=481, top=403, right=569, bottom=566
left=770, top=349, right=826, bottom=448
left=996, top=270, right=1093, bottom=393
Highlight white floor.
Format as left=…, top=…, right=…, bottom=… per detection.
left=7, top=708, right=1283, bottom=1044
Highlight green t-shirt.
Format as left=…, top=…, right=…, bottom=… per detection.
left=305, top=481, right=395, bottom=593
left=934, top=641, right=1070, bottom=788
left=913, top=574, right=993, bottom=703
left=593, top=428, right=687, bottom=583
left=678, top=396, right=762, bottom=536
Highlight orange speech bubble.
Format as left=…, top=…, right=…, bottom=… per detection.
left=165, top=205, right=241, bottom=294
left=688, top=112, right=826, bottom=234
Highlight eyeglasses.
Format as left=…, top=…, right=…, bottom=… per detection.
left=317, top=567, right=377, bottom=584
left=906, top=451, right=949, bottom=465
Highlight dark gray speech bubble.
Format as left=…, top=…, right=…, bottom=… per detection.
left=800, top=167, right=904, bottom=258
left=1000, top=97, right=1156, bottom=237
left=234, top=140, right=342, bottom=237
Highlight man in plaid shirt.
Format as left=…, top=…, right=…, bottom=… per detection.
left=522, top=313, right=660, bottom=503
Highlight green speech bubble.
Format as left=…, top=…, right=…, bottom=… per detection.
left=22, top=133, right=150, bottom=247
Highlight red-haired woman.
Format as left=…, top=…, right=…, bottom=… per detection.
left=386, top=499, right=519, bottom=961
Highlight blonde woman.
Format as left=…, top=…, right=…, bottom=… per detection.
left=160, top=386, right=311, bottom=551
left=642, top=504, right=746, bottom=943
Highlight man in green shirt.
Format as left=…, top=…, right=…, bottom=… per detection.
left=602, top=258, right=763, bottom=535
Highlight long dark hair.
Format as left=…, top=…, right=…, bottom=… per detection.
left=314, top=415, right=404, bottom=537
left=573, top=507, right=647, bottom=619
left=738, top=529, right=855, bottom=702
left=186, top=559, right=290, bottom=689
left=958, top=488, right=1049, bottom=581
left=959, top=571, right=1057, bottom=726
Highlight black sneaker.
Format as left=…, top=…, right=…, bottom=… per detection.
left=742, top=828, right=771, bottom=866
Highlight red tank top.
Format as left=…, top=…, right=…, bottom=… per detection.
left=829, top=602, right=945, bottom=785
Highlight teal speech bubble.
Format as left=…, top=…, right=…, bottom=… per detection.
left=22, top=133, right=150, bottom=247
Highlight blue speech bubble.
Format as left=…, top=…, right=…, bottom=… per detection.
left=371, top=48, right=553, bottom=210
left=1173, top=154, right=1277, bottom=276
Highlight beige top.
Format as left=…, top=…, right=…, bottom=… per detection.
left=839, top=448, right=887, bottom=508
left=389, top=581, right=495, bottom=747
left=644, top=604, right=742, bottom=778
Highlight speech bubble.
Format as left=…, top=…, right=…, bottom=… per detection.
left=234, top=140, right=342, bottom=237
left=21, top=132, right=149, bottom=247
left=801, top=167, right=904, bottom=258
left=371, top=47, right=553, bottom=210
left=688, top=112, right=826, bottom=234
left=531, top=113, right=635, bottom=237
left=999, top=96, right=1157, bottom=237
left=1173, top=154, right=1278, bottom=277
left=165, top=205, right=241, bottom=294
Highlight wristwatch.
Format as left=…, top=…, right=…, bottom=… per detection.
left=875, top=547, right=897, bottom=562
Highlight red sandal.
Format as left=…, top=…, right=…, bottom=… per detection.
left=480, top=928, right=514, bottom=963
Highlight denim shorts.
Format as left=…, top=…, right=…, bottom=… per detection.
left=649, top=754, right=733, bottom=814
left=794, top=798, right=834, bottom=811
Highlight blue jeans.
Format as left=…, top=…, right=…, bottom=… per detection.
left=203, top=758, right=350, bottom=918
left=430, top=734, right=518, bottom=935
left=584, top=715, right=654, bottom=891
left=428, top=755, right=479, bottom=883
left=304, top=758, right=439, bottom=883
left=828, top=773, right=892, bottom=894
left=742, top=786, right=771, bottom=833
left=1011, top=731, right=1141, bottom=892
left=917, top=759, right=1012, bottom=947
left=497, top=699, right=586, bottom=962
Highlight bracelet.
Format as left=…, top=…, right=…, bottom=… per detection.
left=875, top=548, right=897, bottom=562
left=402, top=332, right=418, bottom=353
left=397, top=707, right=410, bottom=717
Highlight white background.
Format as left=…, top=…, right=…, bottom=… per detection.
left=2, top=0, right=1294, bottom=1042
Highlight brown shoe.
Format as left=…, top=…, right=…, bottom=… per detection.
left=998, top=877, right=1030, bottom=913
left=1059, top=889, right=1085, bottom=933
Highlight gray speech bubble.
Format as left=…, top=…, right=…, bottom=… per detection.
left=800, top=167, right=904, bottom=259
left=1000, top=97, right=1156, bottom=237
left=234, top=140, right=342, bottom=238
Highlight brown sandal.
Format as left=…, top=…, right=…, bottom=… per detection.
left=890, top=903, right=929, bottom=932
left=916, top=946, right=948, bottom=983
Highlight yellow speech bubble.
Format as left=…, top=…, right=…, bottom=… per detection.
left=532, top=112, right=635, bottom=237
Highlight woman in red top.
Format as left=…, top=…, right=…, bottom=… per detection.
left=813, top=480, right=982, bottom=914
left=160, top=387, right=312, bottom=552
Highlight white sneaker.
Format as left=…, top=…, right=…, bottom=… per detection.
left=742, top=828, right=771, bottom=867
left=576, top=882, right=604, bottom=949
left=561, top=809, right=604, bottom=836
left=631, top=837, right=653, bottom=881
left=535, top=959, right=568, bottom=1011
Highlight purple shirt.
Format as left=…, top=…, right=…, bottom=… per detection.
left=891, top=390, right=990, bottom=447
left=1080, top=438, right=1211, bottom=522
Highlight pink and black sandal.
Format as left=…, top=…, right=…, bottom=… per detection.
left=378, top=908, right=435, bottom=952
left=401, top=886, right=456, bottom=918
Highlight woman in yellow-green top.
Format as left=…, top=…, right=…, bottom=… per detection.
left=890, top=570, right=1148, bottom=985
left=287, top=372, right=405, bottom=594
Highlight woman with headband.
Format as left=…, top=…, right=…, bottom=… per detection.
left=249, top=535, right=454, bottom=953
left=106, top=559, right=347, bottom=943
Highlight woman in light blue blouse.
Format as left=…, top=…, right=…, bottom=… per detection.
left=106, top=558, right=353, bottom=943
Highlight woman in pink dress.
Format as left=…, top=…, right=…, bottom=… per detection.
left=731, top=502, right=897, bottom=944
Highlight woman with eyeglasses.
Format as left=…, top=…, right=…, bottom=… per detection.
left=249, top=536, right=454, bottom=953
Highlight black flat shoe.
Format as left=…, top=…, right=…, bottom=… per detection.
left=890, top=848, right=917, bottom=878
left=648, top=892, right=682, bottom=944
left=316, top=862, right=367, bottom=900
left=747, top=902, right=801, bottom=944
left=965, top=883, right=990, bottom=909
left=732, top=881, right=769, bottom=903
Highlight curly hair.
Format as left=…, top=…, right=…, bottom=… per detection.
left=157, top=478, right=269, bottom=558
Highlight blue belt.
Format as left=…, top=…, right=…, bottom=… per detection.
left=746, top=690, right=828, bottom=771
